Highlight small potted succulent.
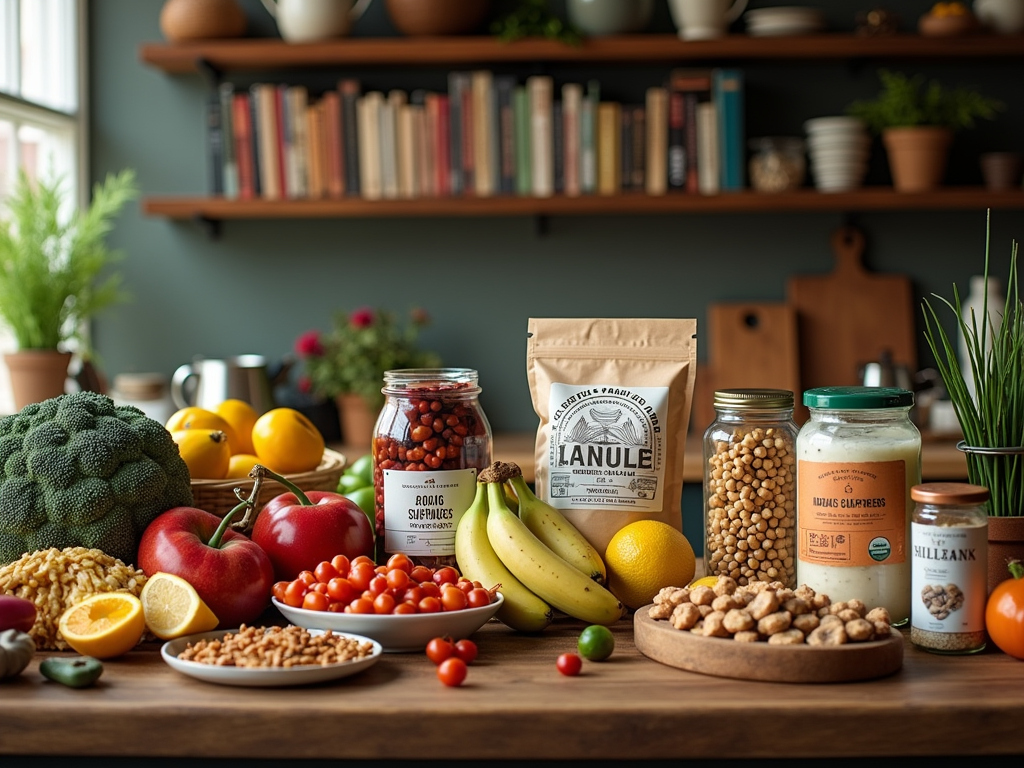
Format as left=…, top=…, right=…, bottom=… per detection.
left=846, top=69, right=1002, bottom=192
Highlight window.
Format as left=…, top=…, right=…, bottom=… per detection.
left=0, top=0, right=85, bottom=412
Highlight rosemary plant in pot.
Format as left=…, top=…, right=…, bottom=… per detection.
left=922, top=212, right=1023, bottom=592
left=0, top=169, right=138, bottom=410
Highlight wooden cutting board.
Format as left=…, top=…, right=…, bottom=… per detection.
left=787, top=226, right=917, bottom=393
left=690, top=302, right=801, bottom=434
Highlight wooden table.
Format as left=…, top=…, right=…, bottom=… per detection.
left=2, top=612, right=1022, bottom=761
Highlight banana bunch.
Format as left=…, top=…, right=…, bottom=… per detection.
left=455, top=461, right=624, bottom=631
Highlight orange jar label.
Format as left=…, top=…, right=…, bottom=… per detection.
left=797, top=460, right=907, bottom=567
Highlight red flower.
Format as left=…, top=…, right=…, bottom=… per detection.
left=350, top=307, right=375, bottom=329
left=295, top=330, right=324, bottom=357
left=297, top=375, right=313, bottom=394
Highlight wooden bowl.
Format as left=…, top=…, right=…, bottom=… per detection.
left=918, top=12, right=979, bottom=37
left=384, top=0, right=492, bottom=36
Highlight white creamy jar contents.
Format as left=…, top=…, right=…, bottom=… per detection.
left=796, top=387, right=922, bottom=626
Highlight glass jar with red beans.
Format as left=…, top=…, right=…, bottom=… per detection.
left=373, top=368, right=492, bottom=568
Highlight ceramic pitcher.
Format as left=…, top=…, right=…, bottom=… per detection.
left=171, top=355, right=277, bottom=415
left=668, top=0, right=748, bottom=40
left=261, top=0, right=373, bottom=42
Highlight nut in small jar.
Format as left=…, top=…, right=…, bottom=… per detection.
left=749, top=137, right=806, bottom=193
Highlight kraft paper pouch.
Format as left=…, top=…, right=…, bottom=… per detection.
left=527, top=318, right=698, bottom=555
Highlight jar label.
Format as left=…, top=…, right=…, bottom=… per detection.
left=797, top=459, right=907, bottom=567
left=544, top=383, right=668, bottom=512
left=911, top=521, right=987, bottom=633
left=381, top=468, right=478, bottom=556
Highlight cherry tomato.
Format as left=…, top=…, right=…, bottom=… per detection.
left=440, top=584, right=469, bottom=612
left=410, top=565, right=434, bottom=583
left=433, top=566, right=460, bottom=586
left=350, top=555, right=375, bottom=568
left=394, top=601, right=419, bottom=614
left=347, top=597, right=376, bottom=614
left=327, top=577, right=357, bottom=604
left=986, top=561, right=1024, bottom=659
left=454, top=578, right=474, bottom=595
left=348, top=562, right=376, bottom=591
left=556, top=653, right=583, bottom=676
left=302, top=590, right=330, bottom=612
left=426, top=636, right=455, bottom=664
left=467, top=587, right=492, bottom=608
left=272, top=580, right=289, bottom=602
left=314, top=560, right=340, bottom=584
left=418, top=596, right=442, bottom=613
left=386, top=568, right=411, bottom=592
left=331, top=554, right=351, bottom=575
left=387, top=553, right=414, bottom=573
left=297, top=570, right=317, bottom=586
left=283, top=579, right=307, bottom=607
left=437, top=657, right=468, bottom=687
left=454, top=638, right=478, bottom=664
left=419, top=581, right=442, bottom=599
left=373, top=592, right=396, bottom=614
left=402, top=585, right=426, bottom=605
left=310, top=582, right=329, bottom=595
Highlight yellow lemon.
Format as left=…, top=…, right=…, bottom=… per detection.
left=604, top=521, right=696, bottom=610
left=687, top=575, right=719, bottom=590
left=58, top=592, right=146, bottom=659
left=251, top=407, right=325, bottom=474
left=214, top=399, right=259, bottom=455
left=165, top=406, right=242, bottom=455
left=226, top=452, right=262, bottom=478
left=140, top=572, right=219, bottom=640
left=172, top=428, right=232, bottom=479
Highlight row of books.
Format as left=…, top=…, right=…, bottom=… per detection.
left=206, top=68, right=746, bottom=202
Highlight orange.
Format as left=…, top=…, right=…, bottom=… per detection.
left=140, top=572, right=219, bottom=640
left=58, top=592, right=146, bottom=659
left=172, top=428, right=232, bottom=479
left=226, top=452, right=262, bottom=478
left=214, top=399, right=259, bottom=455
left=251, top=407, right=325, bottom=474
left=165, top=406, right=242, bottom=455
left=604, top=521, right=696, bottom=610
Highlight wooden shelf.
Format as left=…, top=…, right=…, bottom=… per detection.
left=142, top=187, right=1024, bottom=222
left=139, top=33, right=1024, bottom=74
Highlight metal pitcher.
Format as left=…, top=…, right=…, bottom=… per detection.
left=170, top=355, right=279, bottom=415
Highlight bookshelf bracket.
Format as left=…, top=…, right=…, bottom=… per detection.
left=534, top=215, right=549, bottom=237
left=195, top=58, right=223, bottom=87
left=193, top=214, right=222, bottom=239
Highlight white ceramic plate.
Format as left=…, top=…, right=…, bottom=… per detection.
left=273, top=592, right=504, bottom=653
left=161, top=628, right=382, bottom=687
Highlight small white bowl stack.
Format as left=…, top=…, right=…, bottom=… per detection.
left=744, top=6, right=826, bottom=36
left=804, top=116, right=870, bottom=192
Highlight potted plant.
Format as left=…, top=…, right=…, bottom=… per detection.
left=922, top=211, right=1023, bottom=592
left=846, top=69, right=1003, bottom=192
left=294, top=306, right=441, bottom=448
left=0, top=169, right=138, bottom=409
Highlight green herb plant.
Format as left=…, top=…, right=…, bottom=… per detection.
left=0, top=169, right=138, bottom=353
left=846, top=69, right=1003, bottom=134
left=921, top=211, right=1024, bottom=517
left=491, top=0, right=582, bottom=45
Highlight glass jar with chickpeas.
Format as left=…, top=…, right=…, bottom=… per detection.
left=702, top=389, right=799, bottom=588
left=372, top=368, right=492, bottom=568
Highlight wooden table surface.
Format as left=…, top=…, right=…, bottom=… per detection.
left=2, top=611, right=1022, bottom=760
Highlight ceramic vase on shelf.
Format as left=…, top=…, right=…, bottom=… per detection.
left=159, top=0, right=247, bottom=42
left=385, top=0, right=492, bottom=36
left=335, top=393, right=375, bottom=451
left=3, top=350, right=72, bottom=411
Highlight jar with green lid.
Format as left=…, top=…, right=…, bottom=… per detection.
left=796, top=386, right=922, bottom=626
left=703, top=388, right=798, bottom=588
left=911, top=482, right=989, bottom=655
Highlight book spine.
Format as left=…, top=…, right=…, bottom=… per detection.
left=528, top=75, right=554, bottom=198
left=274, top=85, right=289, bottom=199
left=645, top=86, right=668, bottom=196
left=552, top=99, right=564, bottom=195
left=416, top=90, right=434, bottom=198
left=597, top=102, right=621, bottom=196
left=207, top=90, right=224, bottom=196
left=620, top=105, right=633, bottom=192
left=714, top=68, right=746, bottom=192
left=580, top=79, right=600, bottom=195
left=321, top=90, right=343, bottom=198
left=435, top=93, right=451, bottom=197
left=669, top=69, right=713, bottom=194
left=358, top=91, right=383, bottom=201
left=287, top=85, right=310, bottom=199
left=380, top=90, right=404, bottom=200
left=219, top=82, right=238, bottom=199
left=339, top=78, right=361, bottom=197
left=630, top=104, right=645, bottom=190
left=447, top=72, right=466, bottom=197
left=496, top=76, right=517, bottom=196
left=306, top=99, right=325, bottom=199
left=561, top=83, right=581, bottom=198
left=513, top=84, right=531, bottom=197
left=471, top=70, right=495, bottom=197
left=667, top=88, right=686, bottom=191
left=684, top=91, right=700, bottom=194
left=256, top=84, right=281, bottom=199
left=248, top=85, right=263, bottom=197
left=232, top=92, right=255, bottom=200
left=396, top=102, right=416, bottom=199
left=697, top=100, right=720, bottom=195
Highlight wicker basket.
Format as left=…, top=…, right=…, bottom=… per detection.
left=190, top=448, right=348, bottom=522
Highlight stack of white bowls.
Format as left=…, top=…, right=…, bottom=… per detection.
left=804, top=116, right=871, bottom=192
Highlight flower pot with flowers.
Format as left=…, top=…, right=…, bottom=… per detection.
left=294, top=307, right=442, bottom=448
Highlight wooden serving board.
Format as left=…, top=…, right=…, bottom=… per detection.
left=634, top=608, right=904, bottom=684
left=786, top=225, right=917, bottom=392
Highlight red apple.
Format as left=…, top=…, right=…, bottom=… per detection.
left=137, top=505, right=275, bottom=629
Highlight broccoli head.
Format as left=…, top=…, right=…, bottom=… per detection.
left=0, top=391, right=193, bottom=566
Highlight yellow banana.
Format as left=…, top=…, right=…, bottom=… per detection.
left=508, top=473, right=607, bottom=584
left=482, top=464, right=624, bottom=626
left=455, top=481, right=553, bottom=633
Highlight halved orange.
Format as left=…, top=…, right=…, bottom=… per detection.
left=140, top=572, right=219, bottom=640
left=58, top=592, right=146, bottom=659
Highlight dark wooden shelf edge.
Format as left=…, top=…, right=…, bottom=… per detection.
left=141, top=188, right=1024, bottom=220
left=139, top=33, right=1024, bottom=73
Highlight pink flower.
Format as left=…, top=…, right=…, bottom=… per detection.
left=295, top=330, right=324, bottom=357
left=350, top=307, right=375, bottom=329
left=297, top=375, right=313, bottom=394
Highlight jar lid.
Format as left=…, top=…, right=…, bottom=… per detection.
left=911, top=482, right=991, bottom=505
left=713, top=388, right=794, bottom=410
left=803, top=386, right=914, bottom=409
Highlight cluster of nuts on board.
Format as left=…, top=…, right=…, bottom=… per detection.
left=649, top=576, right=892, bottom=646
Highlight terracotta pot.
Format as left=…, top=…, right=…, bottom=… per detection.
left=384, top=0, right=491, bottom=36
left=160, top=0, right=247, bottom=43
left=882, top=126, right=953, bottom=192
left=335, top=393, right=376, bottom=450
left=3, top=351, right=73, bottom=411
left=980, top=151, right=1024, bottom=191
left=988, top=516, right=1024, bottom=594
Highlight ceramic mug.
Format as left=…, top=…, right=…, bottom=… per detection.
left=261, top=0, right=373, bottom=43
left=974, top=0, right=1024, bottom=34
left=668, top=0, right=748, bottom=40
left=171, top=355, right=276, bottom=415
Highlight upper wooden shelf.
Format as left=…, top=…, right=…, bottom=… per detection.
left=139, top=33, right=1024, bottom=74
left=142, top=188, right=1024, bottom=221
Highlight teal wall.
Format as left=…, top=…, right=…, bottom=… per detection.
left=88, top=0, right=1024, bottom=544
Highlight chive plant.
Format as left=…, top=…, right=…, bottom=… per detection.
left=922, top=211, right=1024, bottom=517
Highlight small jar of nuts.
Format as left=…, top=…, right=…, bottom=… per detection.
left=702, top=389, right=798, bottom=588
left=373, top=368, right=492, bottom=568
